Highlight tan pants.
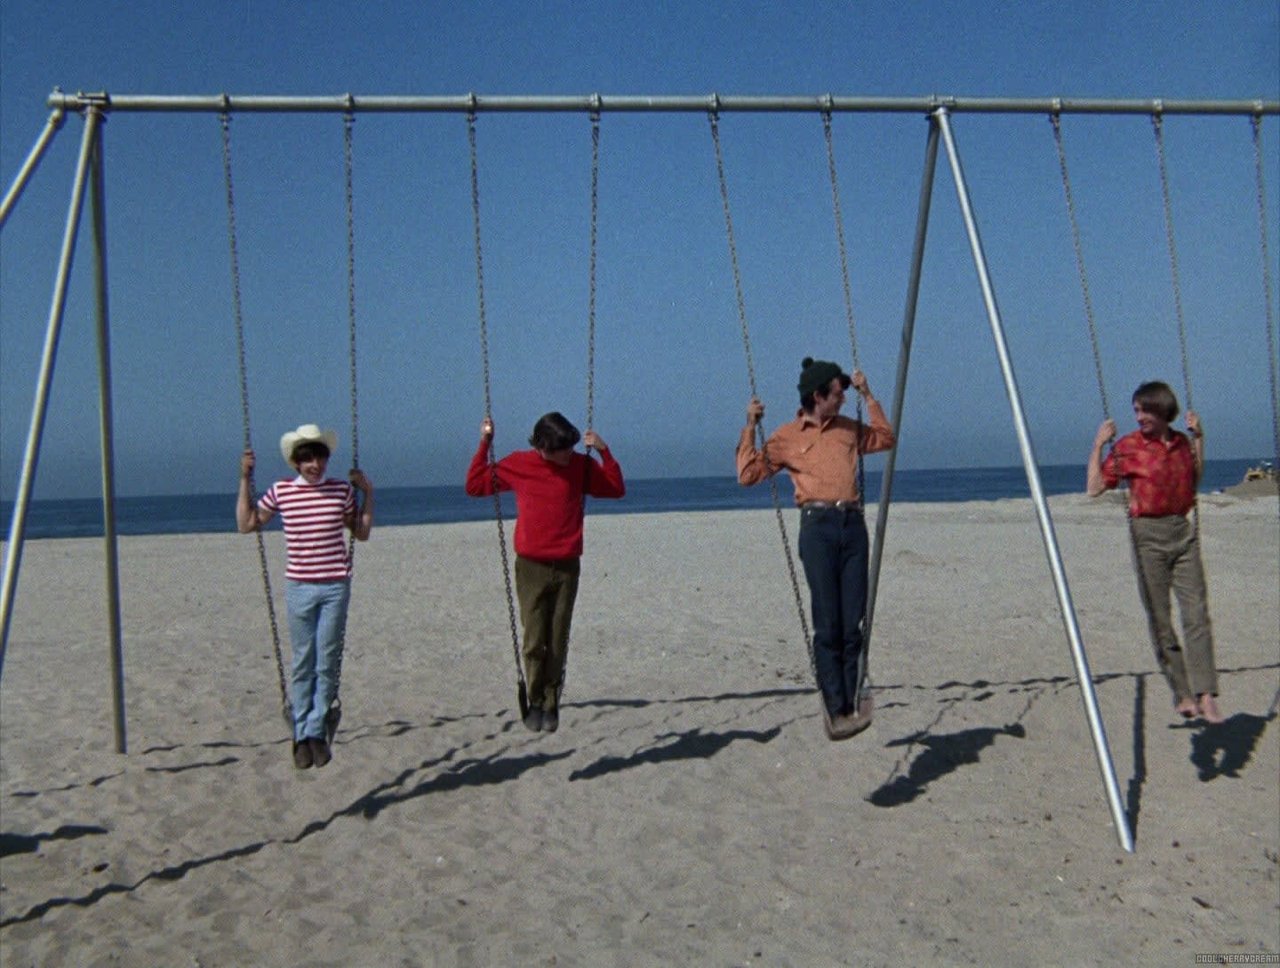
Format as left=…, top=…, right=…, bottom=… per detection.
left=1129, top=515, right=1218, bottom=701
left=514, top=555, right=581, bottom=712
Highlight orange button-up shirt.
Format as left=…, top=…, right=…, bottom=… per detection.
left=736, top=400, right=895, bottom=505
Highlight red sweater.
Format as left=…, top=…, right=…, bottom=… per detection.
left=465, top=441, right=625, bottom=559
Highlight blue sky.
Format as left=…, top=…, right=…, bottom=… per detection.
left=2, top=1, right=1277, bottom=499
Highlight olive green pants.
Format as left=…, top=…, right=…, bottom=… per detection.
left=514, top=555, right=581, bottom=712
left=1129, top=515, right=1218, bottom=701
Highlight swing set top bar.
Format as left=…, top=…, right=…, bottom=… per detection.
left=46, top=89, right=1280, bottom=116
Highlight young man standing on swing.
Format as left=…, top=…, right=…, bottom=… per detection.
left=737, top=357, right=896, bottom=741
left=466, top=412, right=625, bottom=733
left=238, top=424, right=375, bottom=769
left=1086, top=380, right=1224, bottom=724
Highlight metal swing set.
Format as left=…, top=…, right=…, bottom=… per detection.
left=1, top=90, right=1277, bottom=854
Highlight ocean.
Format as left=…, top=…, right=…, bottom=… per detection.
left=0, top=459, right=1262, bottom=541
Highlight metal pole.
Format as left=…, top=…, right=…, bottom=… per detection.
left=87, top=109, right=127, bottom=753
left=0, top=107, right=66, bottom=229
left=0, top=108, right=101, bottom=679
left=866, top=117, right=941, bottom=635
left=934, top=107, right=1134, bottom=853
left=44, top=90, right=1280, bottom=117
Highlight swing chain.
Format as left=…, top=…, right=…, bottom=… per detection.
left=330, top=104, right=361, bottom=714
left=467, top=109, right=525, bottom=689
left=343, top=106, right=360, bottom=471
left=1049, top=113, right=1169, bottom=695
left=821, top=109, right=861, bottom=375
left=821, top=107, right=875, bottom=703
left=1151, top=112, right=1201, bottom=533
left=708, top=109, right=815, bottom=679
left=1251, top=113, right=1280, bottom=486
left=219, top=108, right=292, bottom=730
left=586, top=104, right=601, bottom=435
left=821, top=108, right=868, bottom=513
left=1051, top=113, right=1112, bottom=421
left=1151, top=114, right=1195, bottom=414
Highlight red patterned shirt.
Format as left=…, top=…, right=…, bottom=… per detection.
left=1100, top=429, right=1197, bottom=518
left=259, top=478, right=357, bottom=581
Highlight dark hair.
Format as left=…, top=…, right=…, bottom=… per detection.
left=290, top=441, right=331, bottom=465
left=800, top=378, right=849, bottom=414
left=529, top=412, right=581, bottom=452
left=797, top=356, right=850, bottom=413
left=1132, top=381, right=1179, bottom=422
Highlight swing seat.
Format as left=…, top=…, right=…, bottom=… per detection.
left=825, top=694, right=874, bottom=741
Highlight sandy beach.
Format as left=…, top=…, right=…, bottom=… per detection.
left=2, top=493, right=1277, bottom=966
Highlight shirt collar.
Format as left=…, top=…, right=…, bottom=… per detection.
left=797, top=408, right=831, bottom=431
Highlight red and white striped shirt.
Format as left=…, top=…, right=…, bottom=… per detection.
left=259, top=478, right=356, bottom=581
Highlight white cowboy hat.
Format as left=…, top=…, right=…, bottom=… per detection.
left=279, top=424, right=339, bottom=466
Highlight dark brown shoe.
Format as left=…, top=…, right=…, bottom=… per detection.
left=309, top=737, right=332, bottom=768
left=292, top=740, right=313, bottom=769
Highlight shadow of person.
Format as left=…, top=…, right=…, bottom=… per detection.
left=568, top=725, right=782, bottom=782
left=0, top=824, right=108, bottom=859
left=1187, top=712, right=1273, bottom=781
left=867, top=723, right=1026, bottom=807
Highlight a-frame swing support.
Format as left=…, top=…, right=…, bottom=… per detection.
left=1, top=101, right=127, bottom=754
left=2, top=93, right=1277, bottom=849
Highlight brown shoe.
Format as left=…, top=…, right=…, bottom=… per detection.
left=309, top=737, right=332, bottom=768
left=292, top=740, right=313, bottom=769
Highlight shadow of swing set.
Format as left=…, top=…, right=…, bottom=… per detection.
left=2, top=91, right=1278, bottom=855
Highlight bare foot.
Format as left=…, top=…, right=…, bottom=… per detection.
left=1174, top=697, right=1198, bottom=719
left=1197, top=693, right=1225, bottom=724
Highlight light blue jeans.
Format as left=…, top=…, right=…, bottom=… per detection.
left=285, top=579, right=351, bottom=741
